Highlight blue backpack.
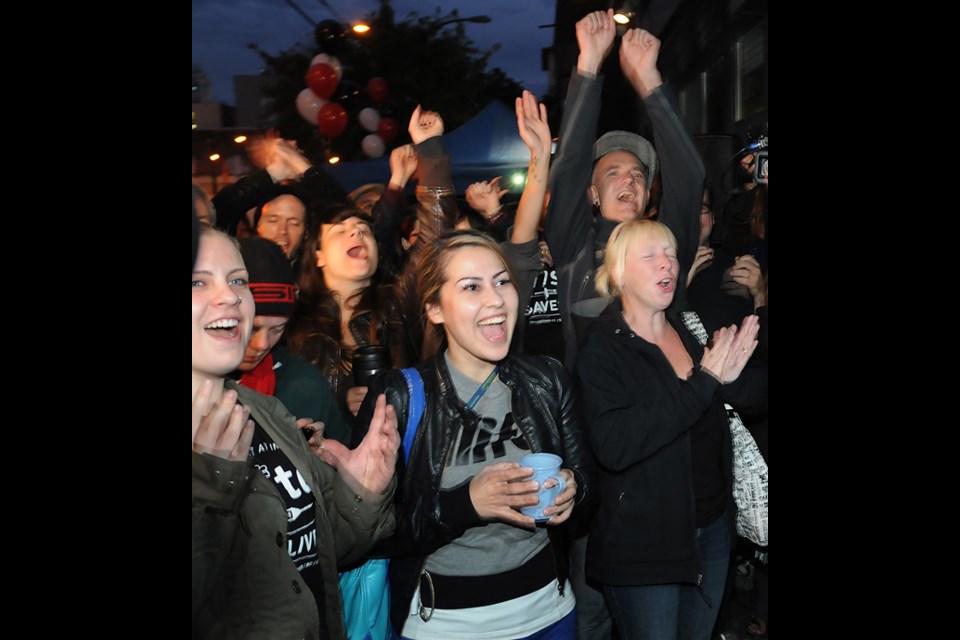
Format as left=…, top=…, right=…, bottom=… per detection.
left=338, top=368, right=425, bottom=640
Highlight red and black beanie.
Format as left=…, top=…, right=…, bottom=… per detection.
left=237, top=237, right=296, bottom=317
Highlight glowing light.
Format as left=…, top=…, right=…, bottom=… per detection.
left=352, top=23, right=370, bottom=34
left=613, top=12, right=632, bottom=25
left=511, top=173, right=525, bottom=187
left=192, top=124, right=198, bottom=130
left=234, top=135, right=247, bottom=143
left=328, top=156, right=341, bottom=164
left=209, top=153, right=221, bottom=161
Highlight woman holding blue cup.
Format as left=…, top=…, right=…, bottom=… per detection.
left=355, top=229, right=593, bottom=640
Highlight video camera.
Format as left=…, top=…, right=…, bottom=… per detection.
left=745, top=136, right=767, bottom=185
left=746, top=127, right=768, bottom=185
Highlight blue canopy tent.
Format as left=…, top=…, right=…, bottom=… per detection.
left=325, top=100, right=531, bottom=196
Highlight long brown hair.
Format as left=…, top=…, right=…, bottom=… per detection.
left=285, top=205, right=390, bottom=379
left=415, top=229, right=516, bottom=360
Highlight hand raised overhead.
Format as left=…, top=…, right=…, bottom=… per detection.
left=576, top=9, right=617, bottom=75
left=408, top=105, right=444, bottom=144
left=619, top=27, right=663, bottom=98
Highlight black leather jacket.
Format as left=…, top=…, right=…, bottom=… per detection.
left=355, top=352, right=595, bottom=633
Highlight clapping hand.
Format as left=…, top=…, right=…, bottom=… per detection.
left=193, top=382, right=255, bottom=461
left=701, top=315, right=760, bottom=383
left=313, top=393, right=399, bottom=501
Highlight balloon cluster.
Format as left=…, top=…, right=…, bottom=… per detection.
left=294, top=30, right=400, bottom=159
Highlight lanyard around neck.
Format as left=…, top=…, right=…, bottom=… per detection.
left=465, top=365, right=500, bottom=410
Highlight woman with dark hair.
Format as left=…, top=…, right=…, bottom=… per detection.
left=286, top=204, right=402, bottom=419
left=285, top=107, right=460, bottom=426
left=355, top=229, right=592, bottom=640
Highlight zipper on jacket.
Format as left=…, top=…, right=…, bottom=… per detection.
left=577, top=271, right=593, bottom=300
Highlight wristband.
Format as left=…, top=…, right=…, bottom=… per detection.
left=486, top=205, right=505, bottom=224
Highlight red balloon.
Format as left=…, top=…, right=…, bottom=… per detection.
left=377, top=117, right=399, bottom=143
left=367, top=77, right=389, bottom=103
left=317, top=102, right=348, bottom=139
left=306, top=63, right=339, bottom=99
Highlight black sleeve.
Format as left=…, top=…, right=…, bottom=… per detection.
left=544, top=70, right=604, bottom=268
left=211, top=169, right=279, bottom=235
left=643, top=84, right=706, bottom=311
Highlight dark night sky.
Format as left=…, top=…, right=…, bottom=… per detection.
left=192, top=0, right=556, bottom=105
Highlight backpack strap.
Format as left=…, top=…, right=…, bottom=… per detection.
left=399, top=367, right=426, bottom=466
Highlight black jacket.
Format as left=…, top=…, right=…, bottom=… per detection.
left=544, top=70, right=705, bottom=370
left=575, top=301, right=766, bottom=587
left=355, top=352, right=595, bottom=633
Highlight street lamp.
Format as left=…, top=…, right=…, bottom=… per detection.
left=613, top=1, right=640, bottom=26
left=208, top=153, right=222, bottom=193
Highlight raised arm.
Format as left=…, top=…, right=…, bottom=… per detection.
left=270, top=138, right=351, bottom=206
left=211, top=136, right=350, bottom=234
left=465, top=177, right=509, bottom=227
left=544, top=9, right=617, bottom=267
left=620, top=27, right=705, bottom=310
left=391, top=107, right=460, bottom=362
left=408, top=105, right=457, bottom=247
left=372, top=143, right=418, bottom=274
left=511, top=90, right=552, bottom=245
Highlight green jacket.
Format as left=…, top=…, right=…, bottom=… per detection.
left=192, top=380, right=396, bottom=639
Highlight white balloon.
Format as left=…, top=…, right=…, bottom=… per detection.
left=358, top=107, right=381, bottom=133
left=295, top=88, right=327, bottom=125
left=311, top=54, right=342, bottom=81
left=361, top=133, right=385, bottom=158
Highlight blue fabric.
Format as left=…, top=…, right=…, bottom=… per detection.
left=339, top=558, right=392, bottom=640
left=518, top=609, right=577, bottom=640
left=400, top=367, right=426, bottom=465
left=339, top=368, right=425, bottom=639
left=602, top=514, right=731, bottom=640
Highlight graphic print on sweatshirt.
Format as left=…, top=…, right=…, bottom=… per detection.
left=248, top=422, right=320, bottom=573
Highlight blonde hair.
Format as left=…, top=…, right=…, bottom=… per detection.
left=595, top=219, right=678, bottom=298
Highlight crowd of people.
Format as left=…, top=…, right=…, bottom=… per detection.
left=193, top=8, right=768, bottom=640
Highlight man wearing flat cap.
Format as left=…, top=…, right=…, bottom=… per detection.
left=542, top=9, right=707, bottom=640
left=544, top=9, right=705, bottom=372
